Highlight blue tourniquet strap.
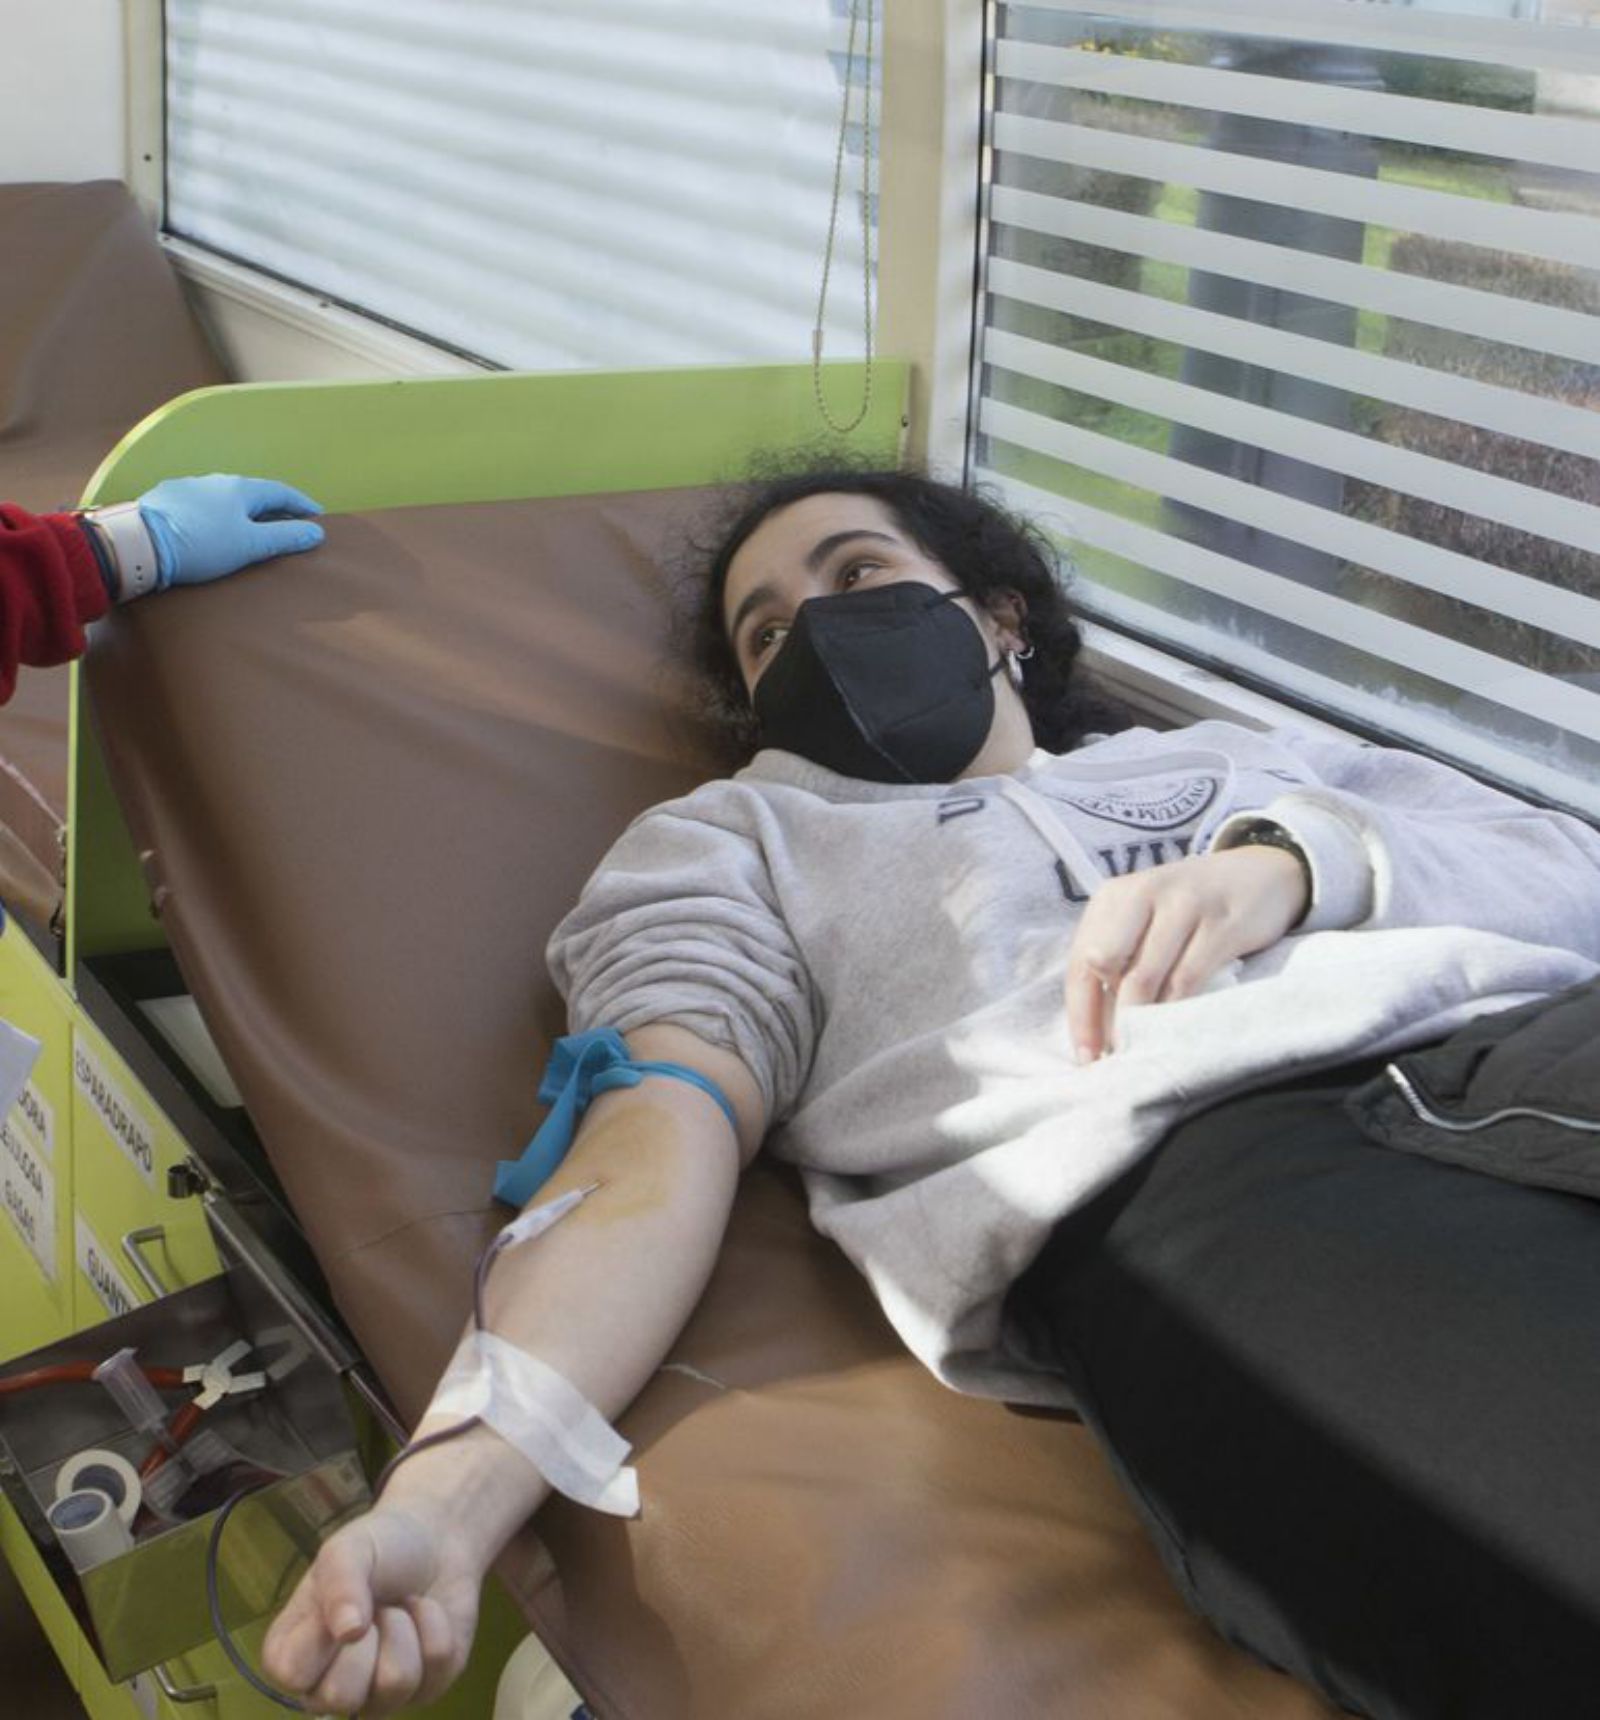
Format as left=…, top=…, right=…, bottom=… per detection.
left=493, top=1027, right=739, bottom=1208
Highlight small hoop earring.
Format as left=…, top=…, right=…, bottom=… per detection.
left=1004, top=639, right=1034, bottom=691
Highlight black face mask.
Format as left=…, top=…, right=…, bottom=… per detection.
left=752, top=581, right=1003, bottom=784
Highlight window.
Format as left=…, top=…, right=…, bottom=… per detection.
left=975, top=0, right=1600, bottom=816
left=165, top=0, right=877, bottom=373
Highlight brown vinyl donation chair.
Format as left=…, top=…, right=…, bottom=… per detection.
left=85, top=490, right=1335, bottom=1719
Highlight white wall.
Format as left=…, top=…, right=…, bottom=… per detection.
left=1, top=0, right=124, bottom=184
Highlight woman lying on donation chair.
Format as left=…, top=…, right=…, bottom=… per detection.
left=264, top=469, right=1600, bottom=1720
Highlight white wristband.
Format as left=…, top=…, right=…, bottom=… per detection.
left=85, top=502, right=160, bottom=602
left=430, top=1329, right=640, bottom=1518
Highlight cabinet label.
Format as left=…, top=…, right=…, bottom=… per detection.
left=75, top=1213, right=140, bottom=1318
left=13, top=1078, right=54, bottom=1160
left=0, top=1019, right=39, bottom=1130
left=1, top=1112, right=55, bottom=1282
left=74, top=1036, right=157, bottom=1186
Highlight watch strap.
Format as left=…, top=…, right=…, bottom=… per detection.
left=1224, top=819, right=1313, bottom=927
left=81, top=502, right=160, bottom=602
left=76, top=516, right=120, bottom=603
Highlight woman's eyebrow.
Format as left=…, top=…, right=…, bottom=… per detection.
left=729, top=581, right=780, bottom=647
left=803, top=528, right=897, bottom=572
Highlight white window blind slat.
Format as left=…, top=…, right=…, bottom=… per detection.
left=983, top=478, right=1600, bottom=744
left=170, top=75, right=870, bottom=267
left=169, top=166, right=791, bottom=365
left=989, top=257, right=1600, bottom=461
left=1084, top=609, right=1597, bottom=820
left=980, top=397, right=1600, bottom=648
left=989, top=186, right=1600, bottom=369
left=992, top=112, right=1598, bottom=272
left=1007, top=0, right=1600, bottom=77
left=982, top=328, right=1600, bottom=560
left=170, top=98, right=867, bottom=320
left=996, top=41, right=1598, bottom=173
left=167, top=8, right=879, bottom=147
left=173, top=0, right=856, bottom=65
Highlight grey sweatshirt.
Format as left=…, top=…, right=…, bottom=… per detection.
left=549, top=722, right=1600, bottom=1405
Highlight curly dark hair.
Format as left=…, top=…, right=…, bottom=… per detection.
left=678, top=462, right=1109, bottom=768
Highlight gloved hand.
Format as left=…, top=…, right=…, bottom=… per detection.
left=137, top=474, right=325, bottom=589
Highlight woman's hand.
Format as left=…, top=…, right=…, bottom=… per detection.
left=1065, top=846, right=1309, bottom=1064
left=262, top=1497, right=480, bottom=1717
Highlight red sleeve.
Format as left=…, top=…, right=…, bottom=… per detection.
left=0, top=503, right=112, bottom=705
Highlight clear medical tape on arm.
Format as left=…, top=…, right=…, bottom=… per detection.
left=403, top=1182, right=640, bottom=1516
left=429, top=1329, right=638, bottom=1516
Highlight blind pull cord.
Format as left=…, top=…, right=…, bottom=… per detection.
left=813, top=0, right=876, bottom=434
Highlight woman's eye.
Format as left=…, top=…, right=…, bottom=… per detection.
left=753, top=621, right=790, bottom=657
left=839, top=559, right=881, bottom=590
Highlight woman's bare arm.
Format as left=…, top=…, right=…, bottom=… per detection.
left=262, top=1024, right=766, bottom=1717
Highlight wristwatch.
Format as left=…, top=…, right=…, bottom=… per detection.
left=1225, top=820, right=1313, bottom=927
left=77, top=502, right=160, bottom=603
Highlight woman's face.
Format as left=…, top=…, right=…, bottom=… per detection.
left=723, top=492, right=975, bottom=696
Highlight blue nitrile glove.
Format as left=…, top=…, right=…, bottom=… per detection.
left=137, top=474, right=326, bottom=590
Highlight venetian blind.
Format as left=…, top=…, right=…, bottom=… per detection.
left=165, top=0, right=877, bottom=371
left=977, top=0, right=1600, bottom=815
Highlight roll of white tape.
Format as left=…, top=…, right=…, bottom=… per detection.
left=48, top=1488, right=134, bottom=1573
left=56, top=1447, right=142, bottom=1527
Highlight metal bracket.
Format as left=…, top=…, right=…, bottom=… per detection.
left=168, top=1157, right=212, bottom=1200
